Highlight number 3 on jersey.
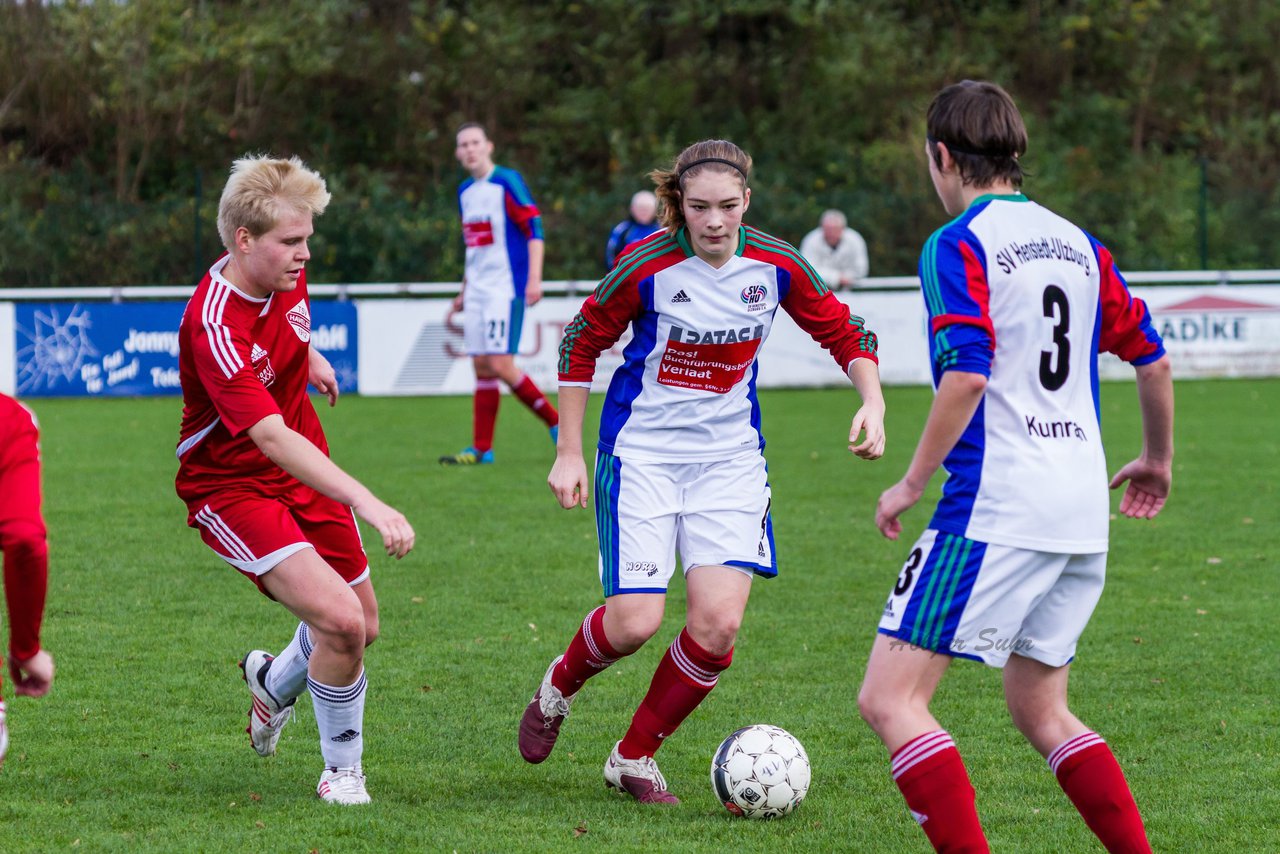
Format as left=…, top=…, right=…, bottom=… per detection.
left=1040, top=284, right=1070, bottom=391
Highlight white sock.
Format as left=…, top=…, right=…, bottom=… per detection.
left=266, top=622, right=313, bottom=704
left=309, top=669, right=367, bottom=769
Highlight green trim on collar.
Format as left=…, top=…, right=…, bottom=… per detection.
left=675, top=226, right=694, bottom=257
left=970, top=192, right=1027, bottom=208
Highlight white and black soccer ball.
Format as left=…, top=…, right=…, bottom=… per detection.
left=710, top=724, right=811, bottom=819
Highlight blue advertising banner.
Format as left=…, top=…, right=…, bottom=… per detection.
left=14, top=300, right=358, bottom=397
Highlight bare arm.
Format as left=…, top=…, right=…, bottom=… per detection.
left=847, top=357, right=886, bottom=459
left=1109, top=355, right=1174, bottom=518
left=308, top=345, right=338, bottom=407
left=247, top=415, right=415, bottom=557
left=875, top=370, right=987, bottom=539
left=547, top=385, right=590, bottom=509
left=525, top=238, right=545, bottom=305
left=452, top=276, right=467, bottom=312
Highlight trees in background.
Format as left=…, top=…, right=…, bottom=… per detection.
left=1, top=0, right=1277, bottom=286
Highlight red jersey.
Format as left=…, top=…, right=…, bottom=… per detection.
left=175, top=256, right=326, bottom=502
left=0, top=393, right=40, bottom=475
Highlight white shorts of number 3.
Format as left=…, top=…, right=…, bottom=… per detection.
left=878, top=528, right=1106, bottom=668
left=596, top=450, right=776, bottom=596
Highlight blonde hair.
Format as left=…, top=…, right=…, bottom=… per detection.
left=216, top=154, right=331, bottom=249
left=649, top=139, right=752, bottom=231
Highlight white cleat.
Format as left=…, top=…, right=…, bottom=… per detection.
left=317, top=766, right=371, bottom=805
left=0, top=704, right=8, bottom=768
left=239, top=650, right=295, bottom=757
left=603, top=741, right=680, bottom=804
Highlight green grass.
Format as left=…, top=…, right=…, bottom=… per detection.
left=1, top=379, right=1276, bottom=852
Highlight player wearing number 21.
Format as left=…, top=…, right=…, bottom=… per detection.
left=858, top=81, right=1173, bottom=853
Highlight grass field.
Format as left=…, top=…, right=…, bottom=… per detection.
left=0, top=379, right=1276, bottom=853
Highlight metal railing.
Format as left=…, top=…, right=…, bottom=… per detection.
left=1, top=270, right=1277, bottom=303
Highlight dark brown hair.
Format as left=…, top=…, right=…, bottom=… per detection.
left=926, top=80, right=1027, bottom=188
left=649, top=139, right=752, bottom=230
left=456, top=121, right=488, bottom=139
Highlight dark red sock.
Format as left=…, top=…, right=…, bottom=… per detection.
left=472, top=378, right=500, bottom=452
left=550, top=606, right=623, bottom=696
left=618, top=628, right=731, bottom=759
left=511, top=374, right=559, bottom=427
left=891, top=731, right=989, bottom=853
left=1050, top=732, right=1151, bottom=854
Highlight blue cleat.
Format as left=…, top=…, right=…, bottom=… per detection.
left=439, top=447, right=494, bottom=465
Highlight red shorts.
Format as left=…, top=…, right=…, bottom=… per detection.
left=186, top=484, right=368, bottom=596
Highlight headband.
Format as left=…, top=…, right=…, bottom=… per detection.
left=927, top=134, right=1017, bottom=159
left=677, top=157, right=749, bottom=181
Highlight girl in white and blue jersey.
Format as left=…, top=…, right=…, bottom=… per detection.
left=517, top=139, right=885, bottom=804
left=858, top=81, right=1172, bottom=854
left=438, top=123, right=560, bottom=466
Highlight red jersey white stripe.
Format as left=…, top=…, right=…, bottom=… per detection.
left=175, top=255, right=329, bottom=504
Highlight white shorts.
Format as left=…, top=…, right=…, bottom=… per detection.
left=463, top=295, right=524, bottom=356
left=877, top=529, right=1106, bottom=668
left=595, top=450, right=776, bottom=596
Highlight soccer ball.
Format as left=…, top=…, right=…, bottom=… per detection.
left=710, top=724, right=811, bottom=819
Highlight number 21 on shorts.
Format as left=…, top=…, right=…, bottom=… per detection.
left=485, top=317, right=508, bottom=350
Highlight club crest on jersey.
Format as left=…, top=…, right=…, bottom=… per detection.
left=250, top=343, right=276, bottom=387
left=740, top=283, right=769, bottom=312
left=286, top=300, right=311, bottom=343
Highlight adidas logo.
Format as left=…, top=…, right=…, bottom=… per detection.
left=330, top=729, right=360, bottom=743
left=250, top=343, right=267, bottom=362
left=671, top=290, right=691, bottom=303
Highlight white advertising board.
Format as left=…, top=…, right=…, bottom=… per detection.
left=358, top=298, right=608, bottom=395
left=356, top=293, right=934, bottom=396
left=1101, top=285, right=1280, bottom=379
left=357, top=283, right=1280, bottom=395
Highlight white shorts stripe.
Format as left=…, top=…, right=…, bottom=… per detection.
left=347, top=506, right=364, bottom=549
left=891, top=730, right=955, bottom=780
left=196, top=506, right=256, bottom=562
left=176, top=416, right=221, bottom=459
left=1048, top=731, right=1105, bottom=774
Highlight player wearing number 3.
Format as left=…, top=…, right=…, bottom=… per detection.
left=858, top=81, right=1173, bottom=853
left=519, top=139, right=885, bottom=803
